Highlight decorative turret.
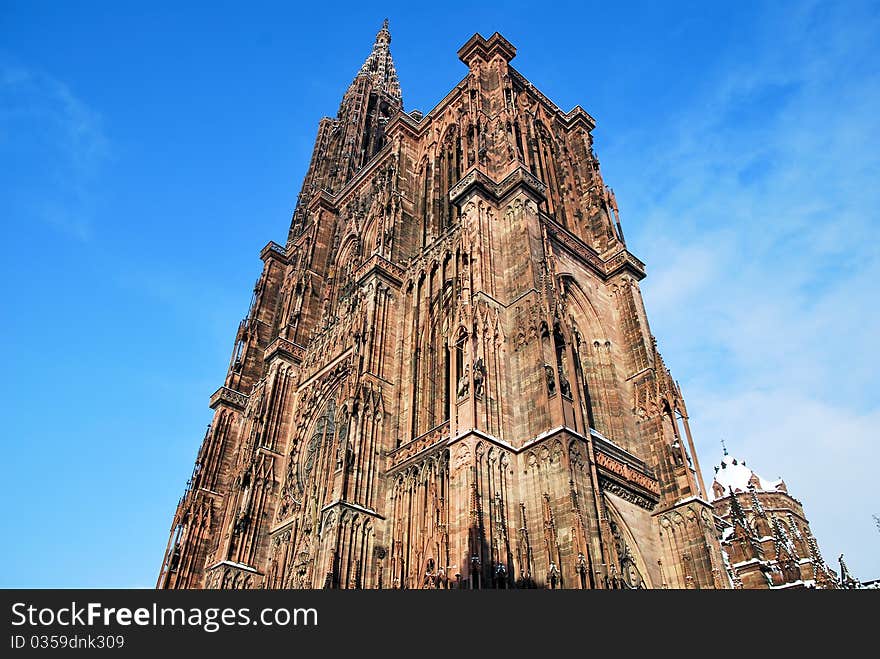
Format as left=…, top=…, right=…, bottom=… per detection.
left=710, top=452, right=785, bottom=501
left=838, top=554, right=861, bottom=589
left=710, top=445, right=838, bottom=589
left=354, top=19, right=402, bottom=105
left=291, top=19, right=404, bottom=218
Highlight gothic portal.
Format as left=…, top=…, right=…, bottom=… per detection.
left=158, top=22, right=728, bottom=590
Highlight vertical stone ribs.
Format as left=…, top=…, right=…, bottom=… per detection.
left=159, top=25, right=727, bottom=590
left=613, top=279, right=649, bottom=376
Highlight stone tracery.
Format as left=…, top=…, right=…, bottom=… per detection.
left=158, top=25, right=727, bottom=591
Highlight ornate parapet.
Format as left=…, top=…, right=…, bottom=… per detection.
left=306, top=188, right=337, bottom=214
left=260, top=241, right=288, bottom=263
left=592, top=433, right=660, bottom=510
left=594, top=450, right=660, bottom=496
left=387, top=422, right=450, bottom=474
left=209, top=386, right=249, bottom=411
left=545, top=220, right=646, bottom=281
left=546, top=222, right=606, bottom=277
left=449, top=166, right=546, bottom=205
left=604, top=248, right=646, bottom=280
left=457, top=32, right=516, bottom=67
left=600, top=481, right=657, bottom=511
left=354, top=253, right=405, bottom=287
left=561, top=105, right=597, bottom=132
left=263, top=336, right=306, bottom=364
left=385, top=108, right=424, bottom=140
left=321, top=500, right=384, bottom=521
left=205, top=560, right=261, bottom=590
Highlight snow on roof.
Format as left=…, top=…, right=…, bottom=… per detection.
left=709, top=454, right=785, bottom=502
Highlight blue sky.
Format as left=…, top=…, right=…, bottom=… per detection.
left=1, top=0, right=877, bottom=587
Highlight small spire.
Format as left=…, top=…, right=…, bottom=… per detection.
left=375, top=18, right=391, bottom=44
left=721, top=439, right=728, bottom=456
left=728, top=487, right=748, bottom=525
left=352, top=19, right=402, bottom=106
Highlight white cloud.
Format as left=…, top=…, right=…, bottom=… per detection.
left=691, top=388, right=880, bottom=577
left=0, top=63, right=110, bottom=241
left=605, top=1, right=880, bottom=579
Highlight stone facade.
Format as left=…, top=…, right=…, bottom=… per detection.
left=710, top=452, right=837, bottom=589
left=157, top=23, right=728, bottom=590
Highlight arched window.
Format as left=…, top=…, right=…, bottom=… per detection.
left=298, top=399, right=336, bottom=492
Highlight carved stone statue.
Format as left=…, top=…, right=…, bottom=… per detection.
left=558, top=370, right=571, bottom=397
left=548, top=562, right=560, bottom=589
left=473, top=358, right=486, bottom=397
left=457, top=365, right=470, bottom=399
left=423, top=558, right=437, bottom=589
left=544, top=363, right=556, bottom=395
left=493, top=562, right=507, bottom=588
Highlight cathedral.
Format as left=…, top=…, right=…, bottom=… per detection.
left=710, top=450, right=838, bottom=589
left=158, top=22, right=730, bottom=590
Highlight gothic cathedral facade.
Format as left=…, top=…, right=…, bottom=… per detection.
left=158, top=23, right=728, bottom=590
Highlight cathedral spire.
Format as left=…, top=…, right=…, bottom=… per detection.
left=353, top=18, right=402, bottom=106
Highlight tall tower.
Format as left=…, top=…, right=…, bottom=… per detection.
left=158, top=23, right=728, bottom=590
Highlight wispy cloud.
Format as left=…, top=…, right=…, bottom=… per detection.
left=0, top=63, right=110, bottom=241
left=607, top=1, right=880, bottom=577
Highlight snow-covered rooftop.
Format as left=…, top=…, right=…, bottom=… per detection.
left=709, top=454, right=785, bottom=502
